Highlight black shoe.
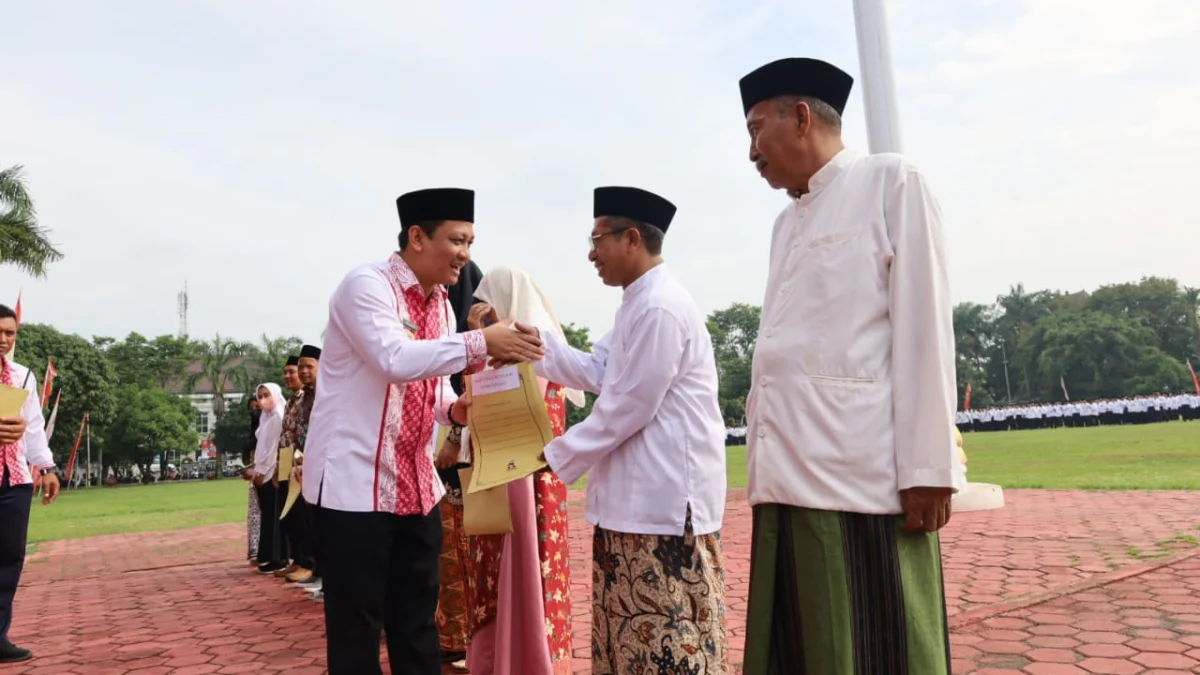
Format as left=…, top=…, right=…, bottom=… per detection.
left=0, top=641, right=33, bottom=663
left=257, top=561, right=287, bottom=574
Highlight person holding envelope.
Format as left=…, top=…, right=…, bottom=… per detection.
left=0, top=303, right=60, bottom=664
left=251, top=382, right=289, bottom=574
left=460, top=264, right=582, bottom=675
left=302, top=188, right=546, bottom=675
left=524, top=188, right=730, bottom=675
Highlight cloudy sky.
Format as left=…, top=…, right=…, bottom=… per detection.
left=3, top=0, right=1198, bottom=346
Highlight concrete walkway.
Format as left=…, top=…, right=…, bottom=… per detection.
left=9, top=489, right=1200, bottom=674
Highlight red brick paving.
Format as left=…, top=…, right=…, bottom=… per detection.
left=7, top=489, right=1200, bottom=674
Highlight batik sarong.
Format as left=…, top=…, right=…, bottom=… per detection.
left=591, top=522, right=728, bottom=675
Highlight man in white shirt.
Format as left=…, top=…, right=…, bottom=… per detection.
left=530, top=187, right=729, bottom=675
left=738, top=58, right=957, bottom=674
left=302, top=188, right=545, bottom=675
left=0, top=304, right=60, bottom=664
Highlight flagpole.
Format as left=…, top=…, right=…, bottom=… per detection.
left=86, top=415, right=92, bottom=489
left=852, top=0, right=903, bottom=154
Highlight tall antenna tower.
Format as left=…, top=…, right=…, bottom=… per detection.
left=177, top=280, right=189, bottom=337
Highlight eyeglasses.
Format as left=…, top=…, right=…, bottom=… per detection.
left=588, top=226, right=633, bottom=252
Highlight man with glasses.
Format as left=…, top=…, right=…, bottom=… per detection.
left=528, top=187, right=729, bottom=675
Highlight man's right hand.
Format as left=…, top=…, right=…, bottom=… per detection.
left=482, top=318, right=545, bottom=363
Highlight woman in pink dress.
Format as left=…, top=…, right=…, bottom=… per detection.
left=463, top=265, right=584, bottom=675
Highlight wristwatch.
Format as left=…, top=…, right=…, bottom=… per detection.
left=38, top=467, right=55, bottom=476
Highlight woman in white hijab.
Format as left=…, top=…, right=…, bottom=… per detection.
left=462, top=265, right=583, bottom=675
left=251, top=382, right=289, bottom=574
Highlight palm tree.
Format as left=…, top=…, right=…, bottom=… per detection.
left=189, top=335, right=248, bottom=420
left=0, top=165, right=63, bottom=277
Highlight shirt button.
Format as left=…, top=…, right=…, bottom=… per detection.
left=757, top=428, right=766, bottom=438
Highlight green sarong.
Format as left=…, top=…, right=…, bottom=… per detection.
left=743, top=504, right=951, bottom=675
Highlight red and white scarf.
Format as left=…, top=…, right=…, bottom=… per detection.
left=0, top=359, right=30, bottom=485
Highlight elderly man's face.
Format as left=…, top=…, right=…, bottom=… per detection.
left=746, top=99, right=808, bottom=191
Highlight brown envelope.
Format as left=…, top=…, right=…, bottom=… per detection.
left=458, top=466, right=513, bottom=535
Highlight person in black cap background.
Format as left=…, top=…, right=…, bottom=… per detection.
left=279, top=344, right=321, bottom=586
left=738, top=57, right=956, bottom=674
left=269, top=355, right=304, bottom=579
left=525, top=186, right=729, bottom=674
left=301, top=187, right=545, bottom=675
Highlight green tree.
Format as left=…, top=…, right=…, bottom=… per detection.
left=232, top=334, right=302, bottom=395
left=561, top=322, right=597, bottom=427
left=0, top=165, right=63, bottom=277
left=1087, top=276, right=1195, bottom=361
left=706, top=303, right=761, bottom=425
left=953, top=302, right=996, bottom=409
left=1183, top=286, right=1200, bottom=361
left=212, top=399, right=254, bottom=465
left=98, top=332, right=197, bottom=389
left=13, top=323, right=118, bottom=464
left=104, top=386, right=197, bottom=476
left=1019, top=310, right=1191, bottom=400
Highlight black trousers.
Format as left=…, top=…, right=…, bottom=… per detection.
left=0, top=471, right=33, bottom=643
left=316, top=505, right=441, bottom=675
left=256, top=482, right=288, bottom=565
left=283, top=497, right=317, bottom=572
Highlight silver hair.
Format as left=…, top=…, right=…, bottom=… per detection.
left=775, top=95, right=841, bottom=131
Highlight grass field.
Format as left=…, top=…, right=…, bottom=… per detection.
left=27, top=422, right=1199, bottom=542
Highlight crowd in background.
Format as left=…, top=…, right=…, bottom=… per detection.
left=956, top=393, right=1200, bottom=432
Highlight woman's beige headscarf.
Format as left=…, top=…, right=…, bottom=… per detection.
left=474, top=264, right=587, bottom=408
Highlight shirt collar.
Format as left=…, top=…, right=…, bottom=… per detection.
left=799, top=147, right=857, bottom=200
left=387, top=252, right=446, bottom=299
left=623, top=263, right=667, bottom=303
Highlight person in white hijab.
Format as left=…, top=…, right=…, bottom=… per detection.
left=460, top=264, right=581, bottom=675
left=252, top=382, right=289, bottom=574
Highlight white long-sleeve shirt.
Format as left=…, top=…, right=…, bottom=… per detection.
left=303, top=254, right=487, bottom=514
left=747, top=148, right=958, bottom=515
left=538, top=264, right=727, bottom=536
left=1, top=360, right=55, bottom=485
left=252, top=413, right=283, bottom=481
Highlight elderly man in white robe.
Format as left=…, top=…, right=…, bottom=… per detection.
left=522, top=187, right=729, bottom=675
left=738, top=58, right=958, bottom=674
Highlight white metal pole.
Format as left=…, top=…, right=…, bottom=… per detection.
left=852, top=0, right=903, bottom=154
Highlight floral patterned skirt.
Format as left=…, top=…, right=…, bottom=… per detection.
left=436, top=479, right=473, bottom=653
left=591, top=524, right=729, bottom=675
left=246, top=484, right=261, bottom=559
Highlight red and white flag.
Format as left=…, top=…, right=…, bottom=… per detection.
left=1188, top=359, right=1199, bottom=395
left=41, top=358, right=57, bottom=409
left=44, top=390, right=61, bottom=439
left=963, top=382, right=973, bottom=410
left=64, top=412, right=88, bottom=481
left=1060, top=374, right=1070, bottom=401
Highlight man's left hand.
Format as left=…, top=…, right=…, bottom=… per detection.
left=899, top=486, right=954, bottom=533
left=0, top=416, right=27, bottom=445
left=40, top=472, right=60, bottom=505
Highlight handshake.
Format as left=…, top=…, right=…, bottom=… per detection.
left=469, top=302, right=545, bottom=368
